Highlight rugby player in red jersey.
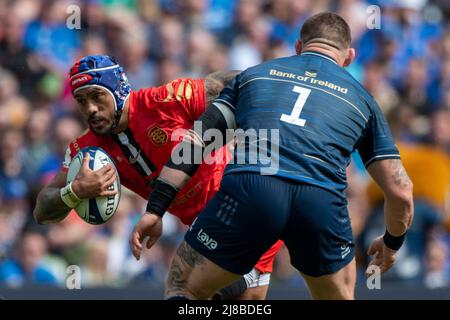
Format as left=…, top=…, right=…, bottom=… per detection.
left=33, top=55, right=283, bottom=299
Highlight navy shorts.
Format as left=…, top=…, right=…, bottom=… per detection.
left=185, top=173, right=354, bottom=277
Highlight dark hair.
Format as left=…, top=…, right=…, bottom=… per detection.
left=300, top=12, right=352, bottom=50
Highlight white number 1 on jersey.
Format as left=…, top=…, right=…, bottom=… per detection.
left=280, top=86, right=311, bottom=127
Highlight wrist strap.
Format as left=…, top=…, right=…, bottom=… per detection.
left=60, top=182, right=81, bottom=208
left=383, top=229, right=406, bottom=251
left=146, top=179, right=180, bottom=217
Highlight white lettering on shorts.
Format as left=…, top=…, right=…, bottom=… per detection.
left=197, top=228, right=218, bottom=250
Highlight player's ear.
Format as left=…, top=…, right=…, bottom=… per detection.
left=343, top=48, right=356, bottom=67
left=295, top=40, right=303, bottom=55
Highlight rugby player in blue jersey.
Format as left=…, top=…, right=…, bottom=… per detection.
left=131, top=12, right=414, bottom=300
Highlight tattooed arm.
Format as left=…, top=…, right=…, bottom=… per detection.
left=204, top=70, right=241, bottom=107
left=33, top=171, right=71, bottom=224
left=367, top=159, right=414, bottom=236
left=363, top=159, right=414, bottom=275
left=34, top=154, right=117, bottom=224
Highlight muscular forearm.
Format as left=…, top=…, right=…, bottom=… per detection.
left=159, top=167, right=192, bottom=191
left=384, top=161, right=414, bottom=236
left=367, top=159, right=414, bottom=237
left=384, top=193, right=414, bottom=236
left=34, top=187, right=71, bottom=224
left=204, top=70, right=241, bottom=106
left=160, top=101, right=234, bottom=190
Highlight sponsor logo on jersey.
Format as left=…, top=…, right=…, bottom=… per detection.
left=269, top=69, right=348, bottom=94
left=197, top=228, right=218, bottom=250
left=341, top=243, right=351, bottom=259
left=171, top=181, right=202, bottom=207
left=148, top=126, right=168, bottom=146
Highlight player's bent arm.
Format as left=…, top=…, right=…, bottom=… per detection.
left=34, top=153, right=118, bottom=224
left=147, top=101, right=236, bottom=217
left=129, top=98, right=237, bottom=260
left=366, top=159, right=414, bottom=237
left=204, top=70, right=240, bottom=107
left=33, top=170, right=72, bottom=225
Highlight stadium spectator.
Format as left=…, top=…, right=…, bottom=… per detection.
left=424, top=237, right=449, bottom=288
left=429, top=108, right=450, bottom=154
left=0, top=229, right=59, bottom=287
left=0, top=70, right=30, bottom=130
left=23, top=108, right=53, bottom=184
left=0, top=0, right=448, bottom=295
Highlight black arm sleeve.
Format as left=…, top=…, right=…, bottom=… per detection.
left=166, top=103, right=235, bottom=176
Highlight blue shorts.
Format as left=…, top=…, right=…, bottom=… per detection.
left=185, top=173, right=354, bottom=277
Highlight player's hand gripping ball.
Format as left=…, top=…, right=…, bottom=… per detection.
left=67, top=147, right=121, bottom=224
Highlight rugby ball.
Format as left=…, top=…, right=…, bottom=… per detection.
left=66, top=146, right=121, bottom=225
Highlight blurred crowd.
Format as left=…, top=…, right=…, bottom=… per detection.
left=0, top=0, right=449, bottom=292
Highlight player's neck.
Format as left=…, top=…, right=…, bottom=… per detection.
left=112, top=97, right=130, bottom=134
left=301, top=44, right=344, bottom=66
